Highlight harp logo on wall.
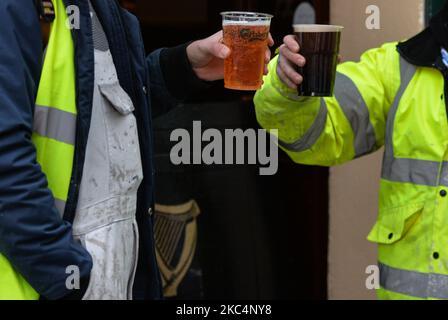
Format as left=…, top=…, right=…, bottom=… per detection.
left=154, top=200, right=201, bottom=297
left=293, top=2, right=316, bottom=24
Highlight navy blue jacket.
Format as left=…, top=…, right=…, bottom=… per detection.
left=0, top=0, right=207, bottom=300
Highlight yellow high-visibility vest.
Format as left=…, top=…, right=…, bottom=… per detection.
left=255, top=42, right=448, bottom=300
left=0, top=0, right=76, bottom=300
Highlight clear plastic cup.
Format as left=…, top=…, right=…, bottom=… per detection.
left=221, top=12, right=273, bottom=91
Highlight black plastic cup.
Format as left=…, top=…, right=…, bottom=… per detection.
left=294, top=24, right=343, bottom=97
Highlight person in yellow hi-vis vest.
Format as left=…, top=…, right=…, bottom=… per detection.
left=0, top=0, right=273, bottom=300
left=254, top=4, right=448, bottom=300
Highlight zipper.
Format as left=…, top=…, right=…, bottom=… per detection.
left=432, top=54, right=448, bottom=191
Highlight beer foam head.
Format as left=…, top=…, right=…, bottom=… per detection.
left=221, top=11, right=273, bottom=26
left=293, top=24, right=343, bottom=33
left=223, top=20, right=271, bottom=26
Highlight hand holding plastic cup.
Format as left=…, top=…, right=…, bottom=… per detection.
left=221, top=11, right=273, bottom=91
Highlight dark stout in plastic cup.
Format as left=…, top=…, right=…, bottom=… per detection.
left=294, top=24, right=343, bottom=97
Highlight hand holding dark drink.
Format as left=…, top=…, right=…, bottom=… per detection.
left=277, top=35, right=307, bottom=89
left=278, top=25, right=343, bottom=97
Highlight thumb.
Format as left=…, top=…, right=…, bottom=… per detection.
left=209, top=42, right=231, bottom=59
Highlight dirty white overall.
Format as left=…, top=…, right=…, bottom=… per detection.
left=72, top=3, right=143, bottom=300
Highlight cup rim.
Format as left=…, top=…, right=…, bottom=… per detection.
left=293, top=24, right=344, bottom=32
left=221, top=11, right=274, bottom=19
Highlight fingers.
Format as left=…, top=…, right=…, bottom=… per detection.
left=211, top=42, right=230, bottom=59
left=283, top=35, right=300, bottom=52
left=279, top=43, right=305, bottom=67
left=265, top=48, right=272, bottom=64
left=212, top=30, right=224, bottom=41
left=278, top=53, right=303, bottom=89
left=268, top=33, right=274, bottom=47
left=264, top=35, right=274, bottom=75
left=198, top=30, right=229, bottom=60
left=264, top=49, right=272, bottom=75
left=277, top=61, right=298, bottom=89
left=275, top=35, right=306, bottom=89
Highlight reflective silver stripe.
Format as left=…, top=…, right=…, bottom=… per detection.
left=278, top=98, right=328, bottom=152
left=439, top=162, right=448, bottom=187
left=380, top=262, right=448, bottom=299
left=382, top=57, right=419, bottom=184
left=33, top=105, right=77, bottom=145
left=334, top=72, right=377, bottom=157
left=385, top=158, right=440, bottom=187
left=54, top=198, right=66, bottom=218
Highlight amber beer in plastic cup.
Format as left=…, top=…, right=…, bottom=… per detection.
left=294, top=24, right=343, bottom=97
left=221, top=12, right=273, bottom=91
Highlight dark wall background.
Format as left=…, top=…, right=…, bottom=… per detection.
left=124, top=0, right=330, bottom=299
left=426, top=0, right=446, bottom=25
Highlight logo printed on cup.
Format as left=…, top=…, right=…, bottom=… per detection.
left=239, top=29, right=269, bottom=41
left=223, top=28, right=269, bottom=42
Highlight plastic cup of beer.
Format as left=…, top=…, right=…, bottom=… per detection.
left=293, top=24, right=343, bottom=97
left=221, top=11, right=273, bottom=91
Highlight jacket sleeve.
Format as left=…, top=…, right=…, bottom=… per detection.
left=254, top=42, right=401, bottom=167
left=0, top=0, right=92, bottom=300
left=146, top=44, right=211, bottom=118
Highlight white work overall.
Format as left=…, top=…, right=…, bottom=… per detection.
left=72, top=3, right=143, bottom=300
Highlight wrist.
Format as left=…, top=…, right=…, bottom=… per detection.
left=186, top=40, right=210, bottom=81
left=186, top=41, right=198, bottom=68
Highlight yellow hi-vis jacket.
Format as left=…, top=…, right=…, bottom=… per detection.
left=0, top=0, right=76, bottom=300
left=254, top=41, right=448, bottom=300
